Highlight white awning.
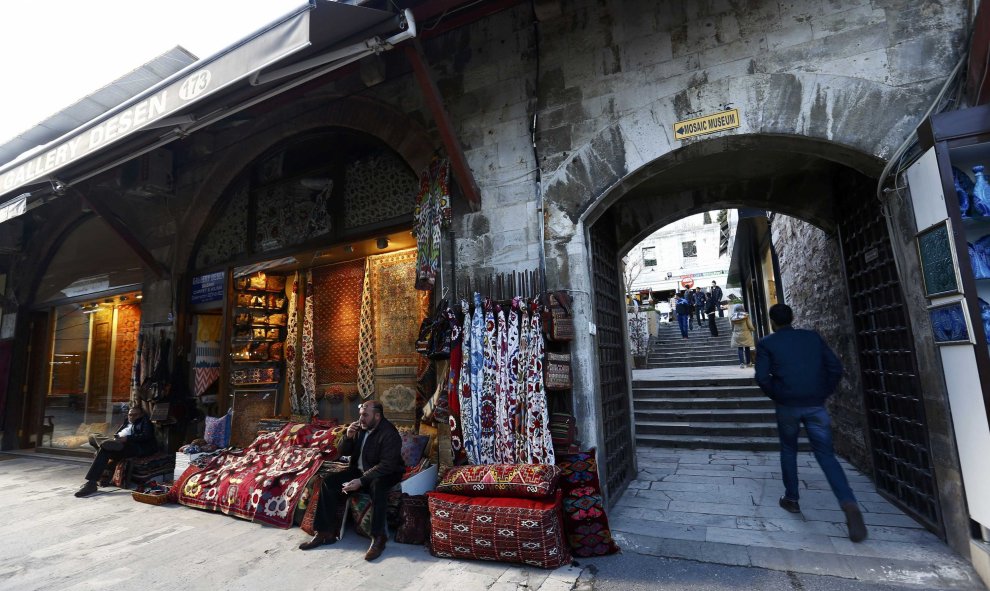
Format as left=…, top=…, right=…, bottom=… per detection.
left=0, top=0, right=413, bottom=208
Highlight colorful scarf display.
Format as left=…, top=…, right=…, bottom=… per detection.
left=459, top=299, right=479, bottom=464
left=413, top=156, right=451, bottom=291
left=478, top=299, right=499, bottom=464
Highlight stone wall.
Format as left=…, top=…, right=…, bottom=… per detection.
left=770, top=214, right=870, bottom=471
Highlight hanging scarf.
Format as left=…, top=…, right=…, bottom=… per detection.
left=459, top=299, right=478, bottom=464
left=503, top=298, right=521, bottom=463
left=299, top=270, right=317, bottom=417
left=525, top=300, right=555, bottom=465
left=468, top=292, right=486, bottom=463
left=285, top=273, right=302, bottom=414
left=413, top=156, right=451, bottom=291
left=478, top=299, right=499, bottom=464
left=447, top=313, right=468, bottom=465
left=515, top=307, right=530, bottom=463
left=495, top=305, right=513, bottom=463
left=356, top=260, right=376, bottom=399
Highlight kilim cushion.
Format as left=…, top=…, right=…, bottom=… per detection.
left=555, top=449, right=620, bottom=557
left=427, top=491, right=571, bottom=569
left=436, top=464, right=561, bottom=500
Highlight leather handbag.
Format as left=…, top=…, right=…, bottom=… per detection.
left=544, top=351, right=572, bottom=390
left=542, top=291, right=575, bottom=342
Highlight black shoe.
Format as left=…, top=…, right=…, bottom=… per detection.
left=842, top=503, right=868, bottom=542
left=74, top=481, right=98, bottom=498
left=298, top=531, right=337, bottom=550
left=778, top=496, right=801, bottom=513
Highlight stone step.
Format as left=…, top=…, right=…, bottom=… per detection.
left=635, top=433, right=810, bottom=451
left=634, top=408, right=777, bottom=422
left=647, top=360, right=742, bottom=368
left=648, top=353, right=739, bottom=362
left=634, top=420, right=788, bottom=437
left=633, top=378, right=756, bottom=388
left=633, top=385, right=765, bottom=399
left=634, top=397, right=774, bottom=410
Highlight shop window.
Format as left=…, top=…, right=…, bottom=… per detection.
left=40, top=293, right=141, bottom=452
left=641, top=246, right=657, bottom=267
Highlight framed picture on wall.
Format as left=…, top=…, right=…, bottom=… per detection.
left=929, top=300, right=974, bottom=345
left=916, top=220, right=962, bottom=298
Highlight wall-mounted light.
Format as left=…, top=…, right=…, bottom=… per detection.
left=344, top=245, right=354, bottom=253
left=136, top=294, right=143, bottom=300
left=119, top=295, right=128, bottom=302
left=376, top=237, right=389, bottom=250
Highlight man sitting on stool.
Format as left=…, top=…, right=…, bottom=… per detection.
left=75, top=406, right=157, bottom=497
left=299, top=400, right=404, bottom=561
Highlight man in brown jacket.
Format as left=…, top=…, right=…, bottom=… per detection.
left=298, top=400, right=405, bottom=560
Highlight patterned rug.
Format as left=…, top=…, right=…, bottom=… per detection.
left=312, top=259, right=365, bottom=385
left=368, top=250, right=430, bottom=368
left=173, top=423, right=346, bottom=528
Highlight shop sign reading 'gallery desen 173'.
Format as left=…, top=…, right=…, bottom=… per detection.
left=674, top=109, right=741, bottom=140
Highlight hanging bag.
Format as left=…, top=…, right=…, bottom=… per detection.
left=544, top=351, right=572, bottom=390
left=541, top=291, right=575, bottom=342
left=428, top=300, right=453, bottom=360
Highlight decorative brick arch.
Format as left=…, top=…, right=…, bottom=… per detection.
left=177, top=96, right=435, bottom=272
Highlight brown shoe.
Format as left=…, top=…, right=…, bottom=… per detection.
left=365, top=534, right=387, bottom=561
left=298, top=531, right=337, bottom=550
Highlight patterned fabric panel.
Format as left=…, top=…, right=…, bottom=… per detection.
left=369, top=250, right=431, bottom=368
left=113, top=304, right=141, bottom=401
left=312, top=259, right=365, bottom=385
left=400, top=431, right=431, bottom=467
left=437, top=464, right=561, bottom=500
left=395, top=494, right=430, bottom=545
left=196, top=180, right=248, bottom=268
left=174, top=424, right=346, bottom=529
left=555, top=449, right=620, bottom=557
left=427, top=491, right=571, bottom=569
left=343, top=151, right=418, bottom=230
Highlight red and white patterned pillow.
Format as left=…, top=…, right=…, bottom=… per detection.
left=427, top=491, right=571, bottom=569
left=436, top=464, right=561, bottom=499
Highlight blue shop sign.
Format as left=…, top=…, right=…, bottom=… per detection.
left=191, top=271, right=225, bottom=304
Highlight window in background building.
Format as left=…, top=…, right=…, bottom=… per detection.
left=681, top=241, right=697, bottom=258
left=642, top=246, right=657, bottom=267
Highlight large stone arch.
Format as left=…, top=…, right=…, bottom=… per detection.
left=176, top=96, right=436, bottom=272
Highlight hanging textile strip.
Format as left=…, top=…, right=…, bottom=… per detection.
left=413, top=156, right=451, bottom=291
left=478, top=299, right=499, bottom=464
left=515, top=307, right=530, bottom=463
left=469, top=292, right=486, bottom=464
left=300, top=270, right=317, bottom=418
left=504, top=298, right=521, bottom=463
left=357, top=260, right=376, bottom=399
left=525, top=300, right=556, bottom=465
left=448, top=338, right=468, bottom=465
left=130, top=331, right=144, bottom=400
left=459, top=299, right=479, bottom=464
left=285, top=273, right=301, bottom=414
left=495, top=305, right=513, bottom=463
left=193, top=315, right=222, bottom=398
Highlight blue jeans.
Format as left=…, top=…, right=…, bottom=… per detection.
left=775, top=405, right=856, bottom=507
left=677, top=314, right=689, bottom=338
left=737, top=347, right=751, bottom=364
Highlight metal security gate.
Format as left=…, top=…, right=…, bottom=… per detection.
left=590, top=220, right=635, bottom=502
left=837, top=192, right=942, bottom=534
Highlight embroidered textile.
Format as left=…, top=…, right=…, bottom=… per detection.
left=343, top=151, right=419, bottom=230
left=357, top=260, right=376, bottom=399
left=495, top=306, right=512, bottom=463
left=478, top=300, right=499, bottom=464
left=194, top=315, right=222, bottom=398
left=556, top=449, right=620, bottom=557
left=395, top=494, right=430, bottom=545
left=469, top=292, right=485, bottom=463
left=525, top=304, right=555, bottom=465
left=459, top=300, right=478, bottom=464
left=447, top=340, right=468, bottom=465
left=300, top=270, right=317, bottom=417
left=368, top=250, right=430, bottom=368
left=174, top=423, right=346, bottom=528
left=413, top=156, right=451, bottom=291
left=427, top=491, right=571, bottom=569
left=375, top=366, right=419, bottom=425
left=515, top=308, right=530, bottom=463
left=285, top=273, right=302, bottom=413
left=505, top=300, right=522, bottom=463
left=437, top=464, right=561, bottom=499
left=312, top=260, right=365, bottom=385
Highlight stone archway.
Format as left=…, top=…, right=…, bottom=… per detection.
left=578, top=134, right=944, bottom=536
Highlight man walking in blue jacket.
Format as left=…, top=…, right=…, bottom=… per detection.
left=755, top=304, right=867, bottom=542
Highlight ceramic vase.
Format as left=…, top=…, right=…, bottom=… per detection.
left=971, top=165, right=990, bottom=216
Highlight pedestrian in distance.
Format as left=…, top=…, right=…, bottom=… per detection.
left=710, top=281, right=724, bottom=317
left=705, top=291, right=719, bottom=337
left=674, top=291, right=692, bottom=339
left=755, top=303, right=867, bottom=543
left=729, top=304, right=755, bottom=368
left=694, top=287, right=706, bottom=328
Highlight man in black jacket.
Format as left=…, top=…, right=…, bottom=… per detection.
left=299, top=400, right=405, bottom=560
left=755, top=304, right=867, bottom=542
left=74, top=406, right=157, bottom=497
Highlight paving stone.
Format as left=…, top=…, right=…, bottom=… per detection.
left=707, top=526, right=838, bottom=553
left=649, top=480, right=711, bottom=492
left=667, top=500, right=760, bottom=517
left=747, top=545, right=857, bottom=579
left=610, top=516, right=708, bottom=542
left=614, top=494, right=671, bottom=510
left=613, top=506, right=738, bottom=528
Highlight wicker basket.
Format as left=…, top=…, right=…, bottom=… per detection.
left=132, top=490, right=169, bottom=506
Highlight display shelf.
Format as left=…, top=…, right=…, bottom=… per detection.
left=231, top=339, right=282, bottom=343
left=230, top=359, right=284, bottom=364
left=229, top=381, right=280, bottom=386
left=235, top=306, right=285, bottom=311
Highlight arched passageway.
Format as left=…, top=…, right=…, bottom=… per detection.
left=585, top=135, right=942, bottom=536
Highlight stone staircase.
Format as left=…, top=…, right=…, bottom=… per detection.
left=648, top=317, right=737, bottom=368
left=634, top=317, right=808, bottom=451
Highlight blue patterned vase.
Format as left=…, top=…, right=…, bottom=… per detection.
left=954, top=166, right=973, bottom=217
left=971, top=165, right=990, bottom=216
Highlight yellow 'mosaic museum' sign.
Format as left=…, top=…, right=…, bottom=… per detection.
left=674, top=109, right=740, bottom=140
